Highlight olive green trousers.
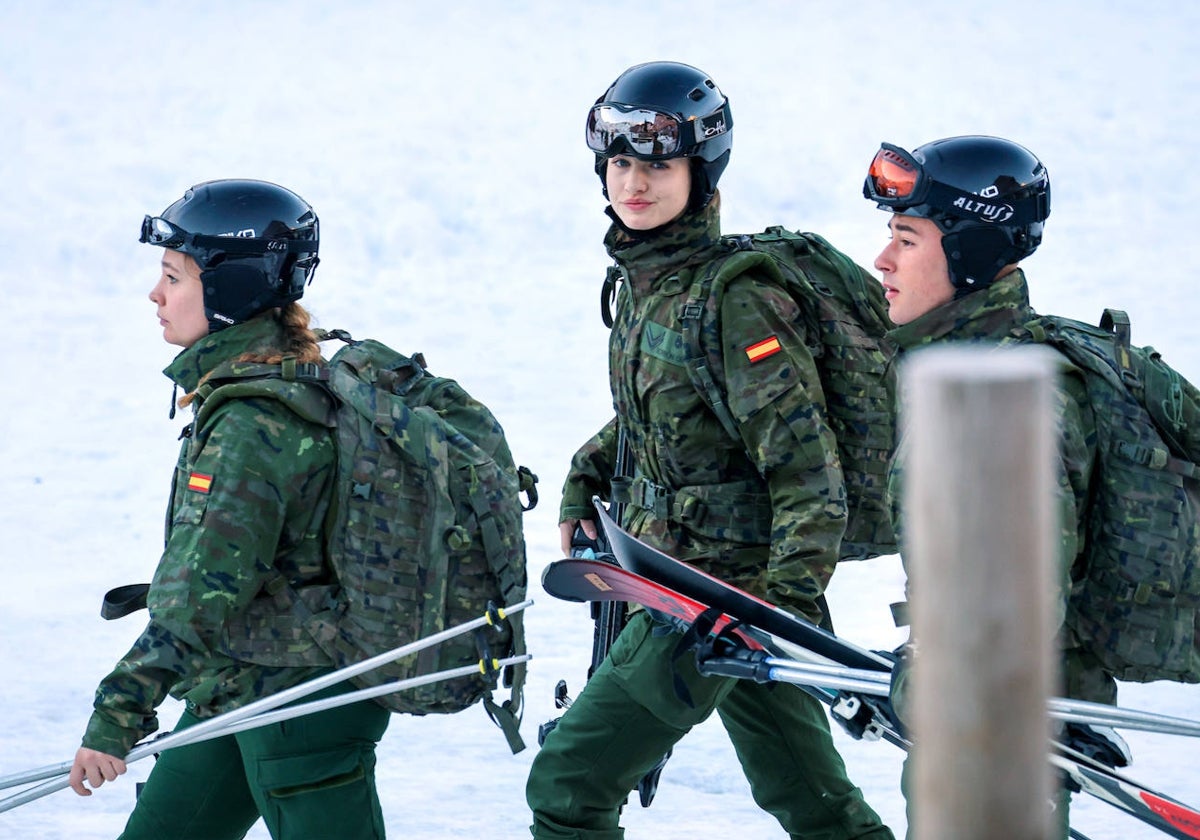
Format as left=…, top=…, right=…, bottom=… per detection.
left=117, top=682, right=391, bottom=840
left=527, top=611, right=894, bottom=839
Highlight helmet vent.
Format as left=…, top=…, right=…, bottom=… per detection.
left=688, top=86, right=707, bottom=101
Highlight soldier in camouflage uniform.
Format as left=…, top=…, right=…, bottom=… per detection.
left=864, top=136, right=1129, bottom=838
left=68, top=180, right=391, bottom=840
left=525, top=61, right=894, bottom=840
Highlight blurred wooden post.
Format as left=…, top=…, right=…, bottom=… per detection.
left=904, top=347, right=1060, bottom=840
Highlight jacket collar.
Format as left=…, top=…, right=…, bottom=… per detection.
left=164, top=315, right=291, bottom=394
left=604, top=194, right=723, bottom=294
left=887, top=269, right=1035, bottom=351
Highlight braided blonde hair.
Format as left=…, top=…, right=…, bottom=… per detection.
left=177, top=304, right=322, bottom=409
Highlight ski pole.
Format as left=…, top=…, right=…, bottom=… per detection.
left=184, top=654, right=532, bottom=742
left=0, top=763, right=75, bottom=792
left=0, top=653, right=529, bottom=812
left=0, top=653, right=533, bottom=801
left=698, top=655, right=893, bottom=696
left=1047, top=696, right=1200, bottom=739
left=706, top=653, right=1200, bottom=740
left=0, top=600, right=531, bottom=811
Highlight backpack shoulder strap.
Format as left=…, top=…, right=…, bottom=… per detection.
left=1099, top=308, right=1141, bottom=391
left=195, top=359, right=337, bottom=429
left=1018, top=312, right=1198, bottom=478
left=679, top=231, right=833, bottom=441
left=678, top=236, right=779, bottom=441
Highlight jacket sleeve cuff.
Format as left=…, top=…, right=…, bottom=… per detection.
left=81, top=711, right=148, bottom=759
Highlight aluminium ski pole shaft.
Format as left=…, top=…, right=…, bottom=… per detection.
left=0, top=762, right=73, bottom=792
left=0, top=601, right=532, bottom=812
left=1047, top=697, right=1200, bottom=739
left=706, top=653, right=1200, bottom=739
left=187, top=655, right=532, bottom=742
left=3, top=653, right=533, bottom=799
left=0, top=651, right=532, bottom=812
left=0, top=654, right=531, bottom=811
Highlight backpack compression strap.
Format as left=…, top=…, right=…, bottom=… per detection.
left=461, top=476, right=528, bottom=753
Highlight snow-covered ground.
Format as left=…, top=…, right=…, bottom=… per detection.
left=1, top=1, right=1196, bottom=837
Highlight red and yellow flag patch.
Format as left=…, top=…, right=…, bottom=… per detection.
left=745, top=335, right=782, bottom=363
left=187, top=472, right=213, bottom=494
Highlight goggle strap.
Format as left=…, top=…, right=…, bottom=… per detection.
left=184, top=232, right=318, bottom=256
left=921, top=181, right=1049, bottom=226
left=867, top=143, right=1048, bottom=226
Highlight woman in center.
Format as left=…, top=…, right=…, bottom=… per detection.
left=526, top=60, right=895, bottom=839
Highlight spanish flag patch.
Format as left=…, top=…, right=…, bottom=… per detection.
left=187, top=472, right=213, bottom=494
left=745, top=335, right=782, bottom=363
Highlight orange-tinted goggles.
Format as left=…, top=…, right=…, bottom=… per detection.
left=864, top=143, right=924, bottom=205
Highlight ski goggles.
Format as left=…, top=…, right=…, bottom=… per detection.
left=140, top=215, right=193, bottom=249
left=864, top=143, right=927, bottom=205
left=863, top=142, right=1049, bottom=225
left=585, top=102, right=731, bottom=158
left=140, top=215, right=317, bottom=259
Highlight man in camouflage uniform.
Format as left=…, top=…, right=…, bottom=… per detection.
left=526, top=61, right=893, bottom=840
left=864, top=136, right=1126, bottom=838
left=69, top=180, right=390, bottom=840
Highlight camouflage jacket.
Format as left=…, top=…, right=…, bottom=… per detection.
left=886, top=270, right=1096, bottom=631
left=562, top=199, right=847, bottom=625
left=82, top=315, right=337, bottom=757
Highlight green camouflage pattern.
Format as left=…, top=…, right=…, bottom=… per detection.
left=561, top=199, right=874, bottom=625
left=83, top=316, right=339, bottom=757
left=680, top=227, right=897, bottom=561
left=213, top=337, right=529, bottom=733
left=889, top=270, right=1200, bottom=686
left=887, top=272, right=1092, bottom=663
left=1012, top=311, right=1200, bottom=683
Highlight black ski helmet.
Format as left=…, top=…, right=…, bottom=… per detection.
left=864, top=135, right=1050, bottom=294
left=585, top=61, right=733, bottom=211
left=140, top=179, right=320, bottom=332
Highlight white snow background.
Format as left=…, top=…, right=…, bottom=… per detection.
left=1, top=1, right=1197, bottom=837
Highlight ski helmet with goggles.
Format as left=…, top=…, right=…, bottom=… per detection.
left=863, top=135, right=1050, bottom=294
left=140, top=179, right=320, bottom=333
left=586, top=61, right=733, bottom=212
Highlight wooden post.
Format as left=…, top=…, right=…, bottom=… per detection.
left=904, top=346, right=1060, bottom=840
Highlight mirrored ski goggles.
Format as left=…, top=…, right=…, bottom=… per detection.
left=140, top=215, right=191, bottom=248
left=864, top=143, right=926, bottom=205
left=585, top=103, right=730, bottom=158
left=140, top=215, right=317, bottom=259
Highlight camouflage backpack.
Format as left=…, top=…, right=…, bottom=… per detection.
left=1011, top=310, right=1200, bottom=683
left=205, top=330, right=536, bottom=751
left=679, top=226, right=898, bottom=561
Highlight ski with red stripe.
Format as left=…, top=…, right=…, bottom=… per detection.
left=541, top=557, right=764, bottom=651
left=541, top=501, right=1200, bottom=840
